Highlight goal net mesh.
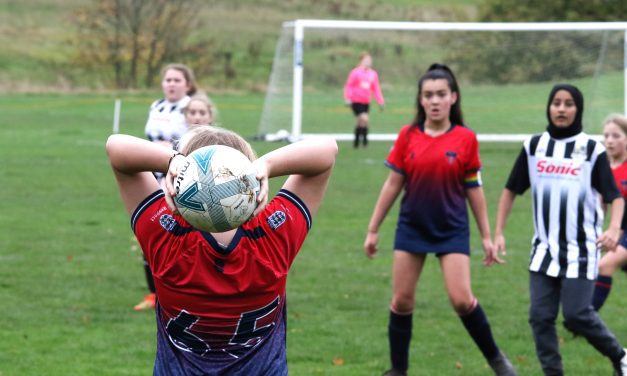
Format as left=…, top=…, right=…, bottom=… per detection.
left=258, top=23, right=625, bottom=142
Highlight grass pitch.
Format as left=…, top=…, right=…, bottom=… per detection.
left=0, top=93, right=625, bottom=375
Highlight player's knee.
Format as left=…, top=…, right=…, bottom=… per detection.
left=598, top=259, right=617, bottom=275
left=450, top=297, right=475, bottom=315
left=562, top=305, right=592, bottom=328
left=528, top=305, right=558, bottom=325
left=391, top=296, right=414, bottom=313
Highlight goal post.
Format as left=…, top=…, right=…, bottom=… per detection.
left=258, top=20, right=627, bottom=142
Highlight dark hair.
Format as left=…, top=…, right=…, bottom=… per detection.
left=412, top=63, right=464, bottom=127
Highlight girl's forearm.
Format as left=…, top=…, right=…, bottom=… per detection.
left=258, top=138, right=338, bottom=179
left=467, top=186, right=491, bottom=239
left=106, top=134, right=175, bottom=174
left=609, top=197, right=624, bottom=230
left=495, top=189, right=516, bottom=236
left=368, top=173, right=403, bottom=233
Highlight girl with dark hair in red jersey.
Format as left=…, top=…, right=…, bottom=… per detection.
left=365, top=63, right=515, bottom=376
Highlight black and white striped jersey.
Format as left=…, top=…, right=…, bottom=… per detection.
left=506, top=131, right=620, bottom=280
left=144, top=95, right=191, bottom=142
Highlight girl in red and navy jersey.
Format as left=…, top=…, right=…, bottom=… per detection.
left=365, top=63, right=515, bottom=376
left=343, top=51, right=385, bottom=148
left=107, top=126, right=337, bottom=375
left=593, top=114, right=627, bottom=311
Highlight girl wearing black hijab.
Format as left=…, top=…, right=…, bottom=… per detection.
left=494, top=84, right=627, bottom=375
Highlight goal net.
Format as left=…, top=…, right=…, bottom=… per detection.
left=258, top=20, right=627, bottom=142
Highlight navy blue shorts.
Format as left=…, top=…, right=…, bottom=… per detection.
left=351, top=103, right=369, bottom=116
left=394, top=220, right=470, bottom=256
left=619, top=232, right=627, bottom=250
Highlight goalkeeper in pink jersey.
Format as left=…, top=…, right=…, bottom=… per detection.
left=343, top=52, right=385, bottom=148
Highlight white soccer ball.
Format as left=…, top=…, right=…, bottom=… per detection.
left=173, top=145, right=260, bottom=232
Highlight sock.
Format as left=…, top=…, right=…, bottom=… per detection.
left=143, top=258, right=156, bottom=293
left=362, top=127, right=369, bottom=146
left=388, top=311, right=412, bottom=372
left=354, top=126, right=360, bottom=148
left=459, top=302, right=500, bottom=361
left=611, top=348, right=627, bottom=366
left=592, top=275, right=612, bottom=311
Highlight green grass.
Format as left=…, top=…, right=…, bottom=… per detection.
left=288, top=71, right=623, bottom=137
left=1, top=92, right=626, bottom=375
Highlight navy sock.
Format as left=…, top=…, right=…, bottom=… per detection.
left=354, top=126, right=360, bottom=148
left=459, top=303, right=499, bottom=361
left=388, top=311, right=412, bottom=372
left=592, top=275, right=612, bottom=311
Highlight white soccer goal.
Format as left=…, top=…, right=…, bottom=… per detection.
left=258, top=20, right=627, bottom=142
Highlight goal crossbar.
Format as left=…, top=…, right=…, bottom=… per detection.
left=300, top=133, right=603, bottom=143
left=286, top=20, right=627, bottom=32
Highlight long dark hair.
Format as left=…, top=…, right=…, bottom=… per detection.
left=412, top=63, right=464, bottom=127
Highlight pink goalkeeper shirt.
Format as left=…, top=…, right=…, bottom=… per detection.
left=343, top=66, right=384, bottom=106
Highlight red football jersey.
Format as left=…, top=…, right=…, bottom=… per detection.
left=385, top=124, right=481, bottom=245
left=131, top=189, right=310, bottom=357
left=612, top=161, right=627, bottom=199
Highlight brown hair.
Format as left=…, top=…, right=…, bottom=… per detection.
left=604, top=113, right=627, bottom=136
left=177, top=125, right=256, bottom=161
left=161, top=63, right=198, bottom=96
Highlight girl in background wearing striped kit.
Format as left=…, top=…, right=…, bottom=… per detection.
left=495, top=84, right=627, bottom=376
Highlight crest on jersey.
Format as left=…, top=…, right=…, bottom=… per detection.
left=445, top=151, right=457, bottom=164
left=267, top=211, right=287, bottom=230
left=160, top=214, right=177, bottom=232
left=571, top=140, right=588, bottom=160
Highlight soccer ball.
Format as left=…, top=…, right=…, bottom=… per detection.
left=173, top=145, right=260, bottom=232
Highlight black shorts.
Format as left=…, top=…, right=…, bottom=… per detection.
left=351, top=103, right=369, bottom=116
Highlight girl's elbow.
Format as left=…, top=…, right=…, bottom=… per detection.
left=105, top=134, right=118, bottom=158
left=315, top=137, right=338, bottom=160
left=326, top=139, right=339, bottom=165
left=329, top=138, right=339, bottom=155
left=105, top=134, right=126, bottom=166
